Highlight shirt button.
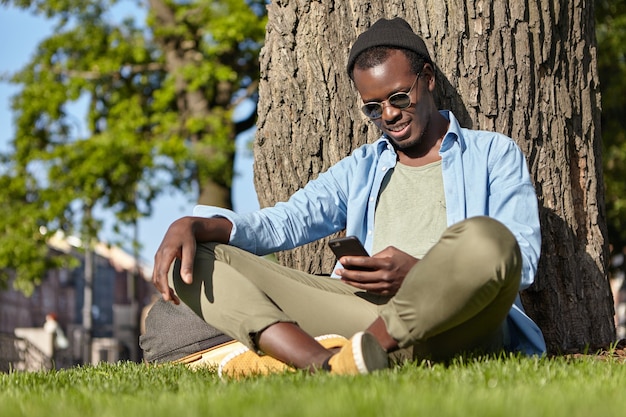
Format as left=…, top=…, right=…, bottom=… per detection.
left=381, top=166, right=387, bottom=172
left=367, top=230, right=372, bottom=235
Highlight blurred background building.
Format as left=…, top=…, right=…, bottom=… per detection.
left=0, top=235, right=156, bottom=372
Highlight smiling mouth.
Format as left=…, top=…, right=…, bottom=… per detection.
left=387, top=121, right=410, bottom=133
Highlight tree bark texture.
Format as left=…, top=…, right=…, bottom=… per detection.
left=254, top=0, right=614, bottom=353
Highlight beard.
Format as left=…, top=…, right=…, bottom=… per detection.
left=385, top=114, right=431, bottom=153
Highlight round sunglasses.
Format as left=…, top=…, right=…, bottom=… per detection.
left=361, top=72, right=421, bottom=119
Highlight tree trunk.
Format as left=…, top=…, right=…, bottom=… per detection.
left=254, top=0, right=615, bottom=353
left=149, top=0, right=234, bottom=209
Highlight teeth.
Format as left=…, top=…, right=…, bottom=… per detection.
left=388, top=122, right=408, bottom=132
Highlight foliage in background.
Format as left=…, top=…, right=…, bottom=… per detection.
left=2, top=0, right=625, bottom=294
left=597, top=0, right=626, bottom=251
left=0, top=0, right=267, bottom=293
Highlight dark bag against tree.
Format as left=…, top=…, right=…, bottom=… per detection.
left=140, top=298, right=233, bottom=363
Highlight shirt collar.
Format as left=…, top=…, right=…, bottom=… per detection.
left=439, top=110, right=466, bottom=153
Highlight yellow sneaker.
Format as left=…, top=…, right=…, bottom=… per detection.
left=218, top=347, right=291, bottom=379
left=173, top=340, right=246, bottom=370
left=327, top=331, right=388, bottom=375
left=315, top=334, right=349, bottom=350
left=218, top=334, right=350, bottom=379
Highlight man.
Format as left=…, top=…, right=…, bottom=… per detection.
left=152, top=17, right=546, bottom=377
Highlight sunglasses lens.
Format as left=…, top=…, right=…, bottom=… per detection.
left=361, top=92, right=413, bottom=119
left=388, top=93, right=411, bottom=109
left=362, top=103, right=383, bottom=119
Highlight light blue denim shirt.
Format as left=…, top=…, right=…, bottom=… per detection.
left=194, top=111, right=546, bottom=355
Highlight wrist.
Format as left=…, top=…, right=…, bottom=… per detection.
left=189, top=216, right=232, bottom=243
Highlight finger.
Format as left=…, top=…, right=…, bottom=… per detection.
left=152, top=246, right=178, bottom=298
left=154, top=279, right=179, bottom=304
left=340, top=256, right=378, bottom=271
left=179, top=238, right=197, bottom=284
left=338, top=268, right=380, bottom=283
left=152, top=262, right=180, bottom=305
left=167, top=288, right=181, bottom=305
left=152, top=263, right=170, bottom=300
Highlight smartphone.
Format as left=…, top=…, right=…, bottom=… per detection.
left=328, top=236, right=369, bottom=259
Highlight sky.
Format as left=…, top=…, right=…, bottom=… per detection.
left=0, top=5, right=259, bottom=266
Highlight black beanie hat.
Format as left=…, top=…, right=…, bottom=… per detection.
left=347, top=17, right=431, bottom=75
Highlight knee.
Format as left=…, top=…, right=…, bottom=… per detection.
left=449, top=217, right=521, bottom=281
left=454, top=217, right=518, bottom=255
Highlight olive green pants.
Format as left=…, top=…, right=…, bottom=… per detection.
left=170, top=216, right=521, bottom=361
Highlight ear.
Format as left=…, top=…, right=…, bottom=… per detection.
left=421, top=63, right=436, bottom=92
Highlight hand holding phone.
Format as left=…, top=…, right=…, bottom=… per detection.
left=328, top=236, right=371, bottom=270
left=329, top=238, right=418, bottom=296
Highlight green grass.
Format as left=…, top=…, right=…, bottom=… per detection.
left=1, top=355, right=625, bottom=417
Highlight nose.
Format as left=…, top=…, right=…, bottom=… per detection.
left=381, top=101, right=403, bottom=123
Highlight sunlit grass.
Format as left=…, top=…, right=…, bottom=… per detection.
left=1, top=354, right=625, bottom=417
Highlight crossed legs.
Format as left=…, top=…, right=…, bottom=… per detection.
left=170, top=216, right=521, bottom=368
